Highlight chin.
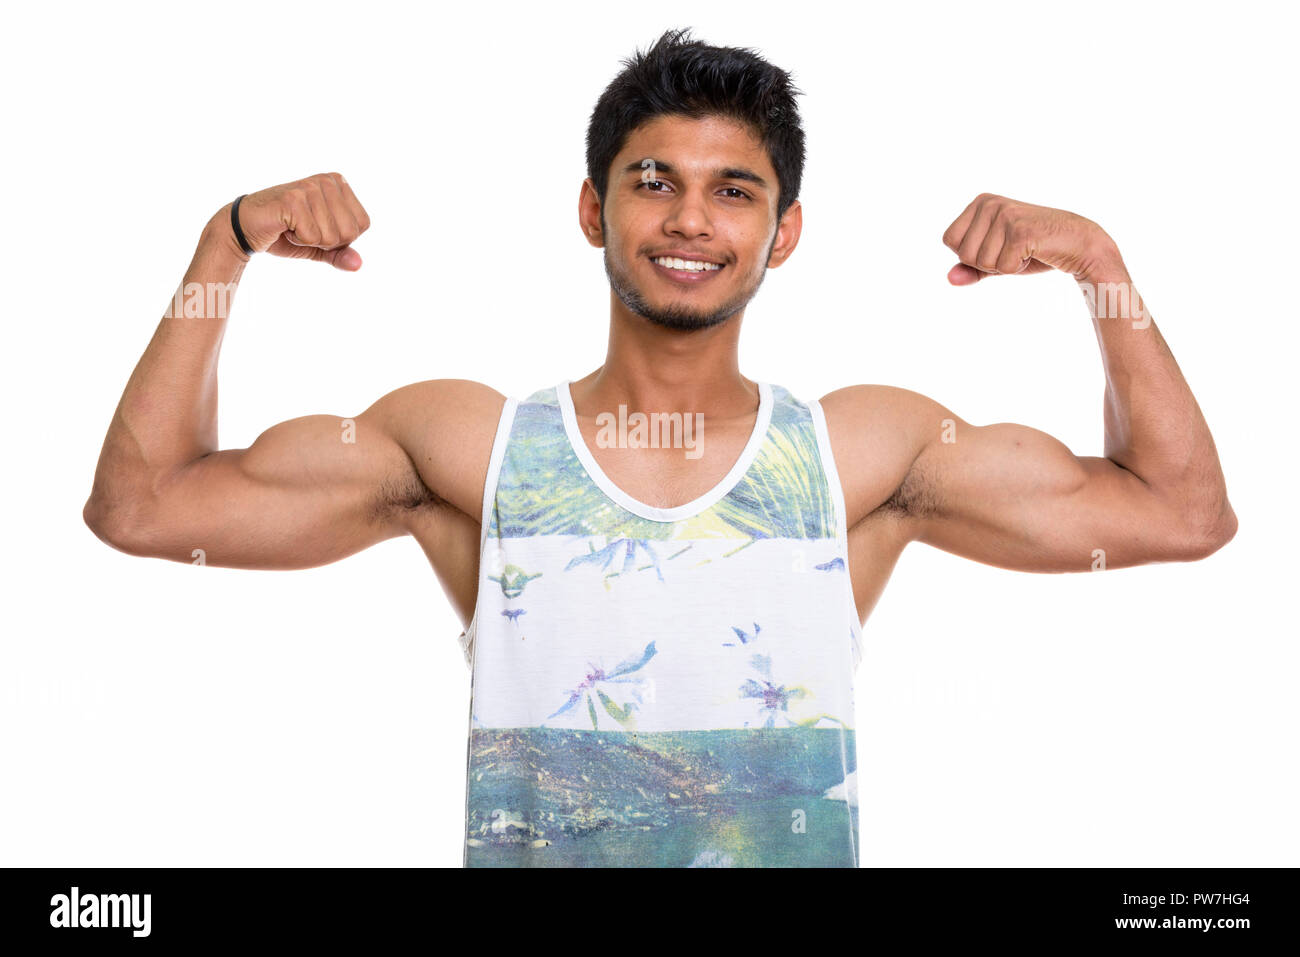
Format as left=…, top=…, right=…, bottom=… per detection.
left=639, top=308, right=734, bottom=332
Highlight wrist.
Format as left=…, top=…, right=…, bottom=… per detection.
left=1074, top=233, right=1128, bottom=286
left=204, top=202, right=253, bottom=265
left=189, top=208, right=253, bottom=282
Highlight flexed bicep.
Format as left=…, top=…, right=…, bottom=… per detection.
left=906, top=411, right=1220, bottom=571
left=90, top=403, right=430, bottom=569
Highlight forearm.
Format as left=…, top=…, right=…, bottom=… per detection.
left=87, top=206, right=250, bottom=515
left=1082, top=249, right=1235, bottom=538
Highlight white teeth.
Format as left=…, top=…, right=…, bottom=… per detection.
left=653, top=256, right=722, bottom=272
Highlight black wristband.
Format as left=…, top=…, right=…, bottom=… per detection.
left=230, top=194, right=254, bottom=256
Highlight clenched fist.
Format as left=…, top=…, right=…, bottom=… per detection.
left=942, top=193, right=1119, bottom=286
left=224, top=172, right=371, bottom=271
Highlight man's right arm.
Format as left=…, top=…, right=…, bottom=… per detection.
left=83, top=174, right=501, bottom=568
left=84, top=382, right=498, bottom=569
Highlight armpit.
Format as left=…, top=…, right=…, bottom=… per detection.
left=878, top=458, right=940, bottom=519
left=372, top=469, right=448, bottom=524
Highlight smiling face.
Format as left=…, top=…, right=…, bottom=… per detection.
left=581, top=113, right=802, bottom=332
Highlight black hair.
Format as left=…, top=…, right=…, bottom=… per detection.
left=585, top=27, right=806, bottom=226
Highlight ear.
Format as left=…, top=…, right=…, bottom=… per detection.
left=578, top=178, right=606, bottom=249
left=766, top=198, right=803, bottom=268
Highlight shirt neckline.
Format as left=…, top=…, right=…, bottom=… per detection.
left=556, top=379, right=773, bottom=523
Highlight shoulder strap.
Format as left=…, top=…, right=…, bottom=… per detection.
left=806, top=396, right=865, bottom=672
left=457, top=393, right=520, bottom=669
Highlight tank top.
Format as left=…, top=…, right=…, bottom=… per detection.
left=457, top=379, right=864, bottom=867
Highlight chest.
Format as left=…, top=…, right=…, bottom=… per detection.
left=570, top=414, right=757, bottom=511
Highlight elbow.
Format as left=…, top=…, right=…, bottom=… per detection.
left=82, top=494, right=113, bottom=542
left=1174, top=499, right=1239, bottom=561
left=83, top=494, right=158, bottom=556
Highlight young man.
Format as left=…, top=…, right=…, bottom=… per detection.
left=83, top=28, right=1236, bottom=867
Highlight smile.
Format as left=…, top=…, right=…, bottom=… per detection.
left=650, top=256, right=726, bottom=284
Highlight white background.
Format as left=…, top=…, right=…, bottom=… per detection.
left=2, top=0, right=1295, bottom=867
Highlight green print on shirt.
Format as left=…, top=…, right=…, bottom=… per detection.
left=487, top=385, right=837, bottom=541
left=487, top=564, right=543, bottom=598
left=464, top=726, right=858, bottom=868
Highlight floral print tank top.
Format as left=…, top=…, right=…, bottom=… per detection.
left=458, top=380, right=863, bottom=867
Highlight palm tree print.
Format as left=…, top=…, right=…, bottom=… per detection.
left=488, top=385, right=837, bottom=541
left=547, top=641, right=658, bottom=730
left=564, top=538, right=664, bottom=582
left=722, top=622, right=841, bottom=729
left=488, top=564, right=542, bottom=598
left=709, top=399, right=835, bottom=540
left=739, top=655, right=812, bottom=729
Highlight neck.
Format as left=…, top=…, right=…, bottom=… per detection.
left=570, top=295, right=758, bottom=417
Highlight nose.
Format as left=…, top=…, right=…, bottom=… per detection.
left=662, top=186, right=713, bottom=240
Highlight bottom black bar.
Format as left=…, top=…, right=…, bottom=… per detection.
left=0, top=867, right=1288, bottom=946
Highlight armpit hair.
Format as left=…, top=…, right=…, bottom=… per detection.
left=877, top=459, right=940, bottom=520
left=372, top=467, right=448, bottom=523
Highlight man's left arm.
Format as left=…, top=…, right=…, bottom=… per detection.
left=890, top=193, right=1237, bottom=571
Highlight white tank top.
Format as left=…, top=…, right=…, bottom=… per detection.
left=458, top=380, right=863, bottom=867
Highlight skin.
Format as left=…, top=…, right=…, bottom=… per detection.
left=83, top=115, right=1237, bottom=636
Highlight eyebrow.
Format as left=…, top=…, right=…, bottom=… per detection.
left=621, top=159, right=770, bottom=191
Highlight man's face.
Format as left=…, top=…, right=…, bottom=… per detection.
left=582, top=113, right=801, bottom=332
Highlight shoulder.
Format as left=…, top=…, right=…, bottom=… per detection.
left=363, top=379, right=510, bottom=522
left=815, top=384, right=956, bottom=528
left=817, top=383, right=949, bottom=426
left=367, top=378, right=507, bottom=419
